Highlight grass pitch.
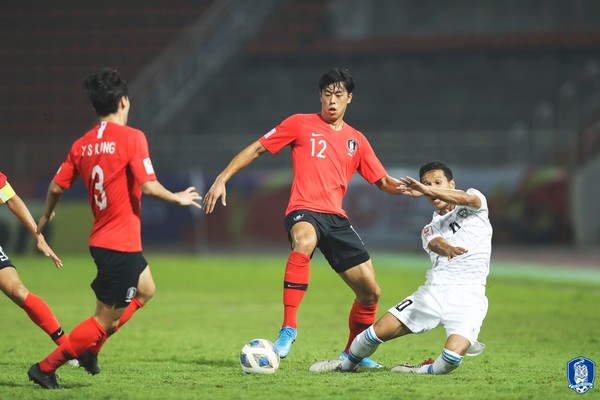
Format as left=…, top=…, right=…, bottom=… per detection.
left=0, top=252, right=598, bottom=400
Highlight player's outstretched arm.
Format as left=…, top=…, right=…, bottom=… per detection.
left=140, top=181, right=203, bottom=209
left=399, top=176, right=481, bottom=208
left=203, top=140, right=267, bottom=214
left=6, top=194, right=63, bottom=268
left=375, top=175, right=404, bottom=195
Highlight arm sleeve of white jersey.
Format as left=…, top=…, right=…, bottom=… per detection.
left=421, top=224, right=443, bottom=250
left=466, top=188, right=488, bottom=212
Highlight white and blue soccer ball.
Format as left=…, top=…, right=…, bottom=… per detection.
left=239, top=338, right=280, bottom=374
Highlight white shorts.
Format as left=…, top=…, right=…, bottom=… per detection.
left=387, top=283, right=488, bottom=345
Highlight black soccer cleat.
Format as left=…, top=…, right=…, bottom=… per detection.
left=27, top=363, right=62, bottom=389
left=77, top=351, right=100, bottom=375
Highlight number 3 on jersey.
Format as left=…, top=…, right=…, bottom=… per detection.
left=310, top=138, right=326, bottom=158
left=92, top=165, right=107, bottom=210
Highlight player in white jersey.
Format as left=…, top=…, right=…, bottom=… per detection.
left=309, top=161, right=492, bottom=374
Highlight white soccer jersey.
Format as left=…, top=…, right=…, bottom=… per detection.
left=421, top=188, right=492, bottom=285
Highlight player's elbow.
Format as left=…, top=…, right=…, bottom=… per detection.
left=48, top=181, right=64, bottom=195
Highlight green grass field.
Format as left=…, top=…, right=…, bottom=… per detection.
left=0, top=252, right=598, bottom=400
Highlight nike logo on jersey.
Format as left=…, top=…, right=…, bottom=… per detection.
left=311, top=132, right=324, bottom=137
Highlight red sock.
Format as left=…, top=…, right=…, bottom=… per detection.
left=39, top=317, right=106, bottom=373
left=89, top=298, right=144, bottom=355
left=282, top=251, right=310, bottom=328
left=344, top=301, right=378, bottom=353
left=20, top=292, right=67, bottom=345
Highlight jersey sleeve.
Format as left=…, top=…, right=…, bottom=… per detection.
left=421, top=223, right=442, bottom=250
left=54, top=145, right=80, bottom=189
left=128, top=130, right=157, bottom=185
left=258, top=114, right=301, bottom=155
left=466, top=188, right=488, bottom=212
left=0, top=172, right=16, bottom=204
left=356, top=134, right=387, bottom=184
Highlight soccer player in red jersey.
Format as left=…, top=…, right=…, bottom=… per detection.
left=203, top=68, right=403, bottom=368
left=28, top=68, right=202, bottom=389
left=0, top=172, right=67, bottom=345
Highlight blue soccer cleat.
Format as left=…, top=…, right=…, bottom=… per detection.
left=339, top=351, right=384, bottom=369
left=274, top=326, right=297, bottom=358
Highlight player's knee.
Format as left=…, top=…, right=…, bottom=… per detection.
left=357, top=286, right=380, bottom=305
left=291, top=238, right=317, bottom=254
left=136, top=285, right=155, bottom=304
left=367, top=284, right=381, bottom=304
left=5, top=283, right=28, bottom=305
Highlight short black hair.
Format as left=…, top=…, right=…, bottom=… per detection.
left=319, top=68, right=355, bottom=94
left=83, top=68, right=129, bottom=116
left=419, top=161, right=454, bottom=182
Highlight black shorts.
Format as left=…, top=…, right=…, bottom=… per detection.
left=89, top=247, right=148, bottom=308
left=284, top=209, right=370, bottom=273
left=0, top=245, right=14, bottom=270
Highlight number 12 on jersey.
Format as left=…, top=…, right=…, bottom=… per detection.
left=310, top=138, right=327, bottom=158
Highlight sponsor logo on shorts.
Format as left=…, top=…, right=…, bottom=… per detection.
left=567, top=356, right=595, bottom=394
left=293, top=214, right=305, bottom=222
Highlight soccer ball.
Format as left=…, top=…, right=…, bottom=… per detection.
left=239, top=338, right=280, bottom=374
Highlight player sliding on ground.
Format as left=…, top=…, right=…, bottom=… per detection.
left=310, top=161, right=491, bottom=374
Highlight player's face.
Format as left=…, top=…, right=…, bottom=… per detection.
left=421, top=169, right=455, bottom=210
left=319, top=83, right=352, bottom=124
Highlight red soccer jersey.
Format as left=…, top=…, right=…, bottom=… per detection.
left=54, top=121, right=157, bottom=251
left=259, top=113, right=387, bottom=218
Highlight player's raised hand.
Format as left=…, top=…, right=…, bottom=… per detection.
left=175, top=187, right=203, bottom=209
left=203, top=180, right=226, bottom=214
left=398, top=176, right=427, bottom=198
left=36, top=234, right=63, bottom=268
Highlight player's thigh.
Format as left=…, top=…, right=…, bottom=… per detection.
left=0, top=249, right=27, bottom=302
left=289, top=222, right=318, bottom=253
left=136, top=265, right=155, bottom=303
left=387, top=285, right=442, bottom=334
left=318, top=216, right=370, bottom=273
left=443, top=286, right=488, bottom=344
left=285, top=210, right=319, bottom=254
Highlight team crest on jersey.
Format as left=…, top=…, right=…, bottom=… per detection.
left=458, top=209, right=468, bottom=219
left=567, top=357, right=595, bottom=394
left=347, top=139, right=357, bottom=156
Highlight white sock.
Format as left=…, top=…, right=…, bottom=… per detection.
left=341, top=325, right=383, bottom=371
left=419, top=348, right=463, bottom=374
